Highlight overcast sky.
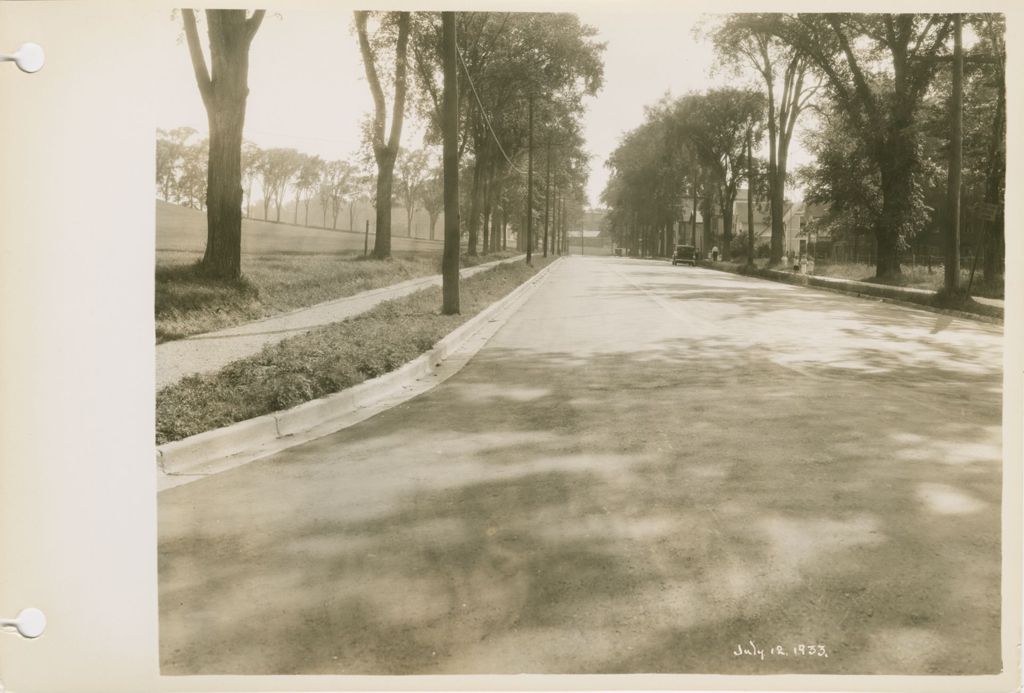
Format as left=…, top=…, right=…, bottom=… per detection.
left=156, top=8, right=814, bottom=208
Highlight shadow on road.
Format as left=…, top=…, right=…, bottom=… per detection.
left=159, top=260, right=1003, bottom=676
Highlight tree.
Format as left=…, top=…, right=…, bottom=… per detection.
left=293, top=154, right=324, bottom=226
left=673, top=89, right=764, bottom=261
left=355, top=11, right=411, bottom=259
left=257, top=148, right=302, bottom=222
left=711, top=14, right=819, bottom=266
left=182, top=9, right=265, bottom=279
left=240, top=140, right=261, bottom=219
left=764, top=13, right=955, bottom=279
left=317, top=179, right=332, bottom=228
left=177, top=138, right=210, bottom=209
left=797, top=104, right=898, bottom=258
left=395, top=146, right=431, bottom=237
left=411, top=13, right=603, bottom=257
left=418, top=170, right=444, bottom=240
left=321, top=160, right=355, bottom=230
left=156, top=127, right=198, bottom=202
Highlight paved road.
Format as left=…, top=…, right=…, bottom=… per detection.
left=156, top=255, right=524, bottom=390
left=159, top=256, right=1003, bottom=675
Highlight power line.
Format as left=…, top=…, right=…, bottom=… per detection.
left=456, top=46, right=526, bottom=176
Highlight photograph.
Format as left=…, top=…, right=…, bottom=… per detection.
left=152, top=6, right=1009, bottom=681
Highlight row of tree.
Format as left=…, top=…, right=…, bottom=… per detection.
left=602, top=88, right=766, bottom=264
left=602, top=13, right=1005, bottom=289
left=176, top=9, right=604, bottom=307
left=156, top=127, right=447, bottom=237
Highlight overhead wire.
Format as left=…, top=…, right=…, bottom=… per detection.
left=456, top=46, right=527, bottom=176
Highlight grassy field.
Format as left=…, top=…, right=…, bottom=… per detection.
left=157, top=253, right=437, bottom=342
left=810, top=262, right=1004, bottom=299
left=156, top=257, right=552, bottom=444
left=155, top=201, right=521, bottom=342
left=157, top=200, right=444, bottom=256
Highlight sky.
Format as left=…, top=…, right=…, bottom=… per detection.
left=156, top=8, right=814, bottom=209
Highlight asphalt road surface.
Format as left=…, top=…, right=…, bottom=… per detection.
left=159, top=256, right=1003, bottom=675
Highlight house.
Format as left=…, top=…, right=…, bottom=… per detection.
left=734, top=191, right=832, bottom=259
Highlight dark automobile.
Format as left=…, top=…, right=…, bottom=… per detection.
left=671, top=244, right=697, bottom=266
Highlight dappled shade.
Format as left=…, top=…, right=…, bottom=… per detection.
left=159, top=258, right=1001, bottom=675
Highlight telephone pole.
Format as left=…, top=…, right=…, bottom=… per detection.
left=944, top=13, right=964, bottom=293
left=440, top=12, right=460, bottom=314
left=543, top=138, right=551, bottom=257
left=526, top=95, right=534, bottom=266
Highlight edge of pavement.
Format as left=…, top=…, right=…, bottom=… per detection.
left=694, top=260, right=1004, bottom=326
left=156, top=256, right=562, bottom=492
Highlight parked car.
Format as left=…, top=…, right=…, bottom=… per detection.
left=671, top=244, right=697, bottom=266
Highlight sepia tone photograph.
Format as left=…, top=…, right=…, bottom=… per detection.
left=153, top=5, right=1008, bottom=681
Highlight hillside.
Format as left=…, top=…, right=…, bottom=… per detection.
left=156, top=200, right=443, bottom=257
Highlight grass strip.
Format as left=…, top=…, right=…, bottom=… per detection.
left=155, top=249, right=522, bottom=343
left=156, top=256, right=551, bottom=444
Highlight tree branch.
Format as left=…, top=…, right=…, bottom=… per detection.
left=355, top=11, right=387, bottom=150
left=826, top=15, right=882, bottom=132
left=182, top=9, right=212, bottom=108
left=387, top=11, right=411, bottom=152
left=245, top=10, right=266, bottom=44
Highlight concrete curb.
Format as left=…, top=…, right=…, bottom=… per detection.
left=157, top=257, right=561, bottom=489
left=696, top=261, right=1003, bottom=325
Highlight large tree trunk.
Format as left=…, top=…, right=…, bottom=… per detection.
left=768, top=167, right=784, bottom=266
left=875, top=224, right=900, bottom=279
left=203, top=103, right=245, bottom=279
left=372, top=150, right=397, bottom=258
left=184, top=9, right=264, bottom=280
left=428, top=212, right=439, bottom=241
left=356, top=10, right=409, bottom=260
left=874, top=132, right=915, bottom=279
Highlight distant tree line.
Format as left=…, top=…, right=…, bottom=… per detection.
left=156, top=128, right=446, bottom=236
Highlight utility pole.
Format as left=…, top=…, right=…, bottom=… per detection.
left=746, top=129, right=755, bottom=268
left=526, top=95, right=534, bottom=266
left=561, top=195, right=567, bottom=254
left=945, top=13, right=964, bottom=293
left=543, top=138, right=551, bottom=257
left=691, top=176, right=698, bottom=247
left=440, top=11, right=460, bottom=314
left=552, top=185, right=559, bottom=255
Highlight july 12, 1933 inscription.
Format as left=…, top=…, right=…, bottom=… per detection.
left=733, top=641, right=830, bottom=661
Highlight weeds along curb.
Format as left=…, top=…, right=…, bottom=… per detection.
left=698, top=261, right=1003, bottom=326
left=157, top=257, right=562, bottom=489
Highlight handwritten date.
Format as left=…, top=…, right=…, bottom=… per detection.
left=733, top=640, right=829, bottom=660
